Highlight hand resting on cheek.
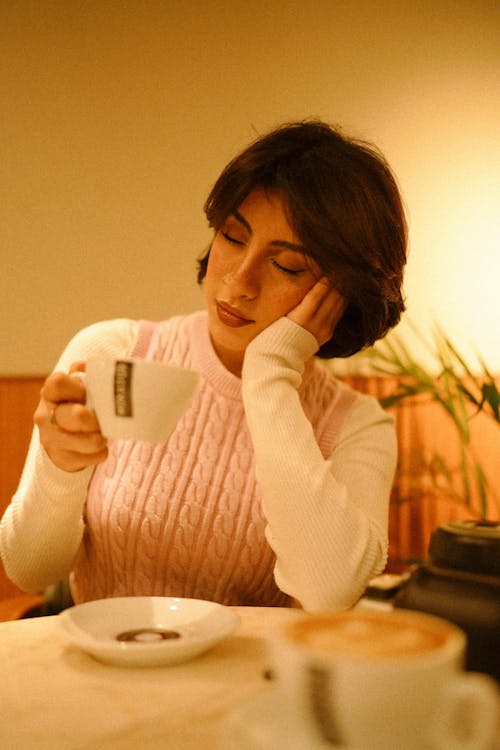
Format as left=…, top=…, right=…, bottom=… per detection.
left=286, top=277, right=347, bottom=349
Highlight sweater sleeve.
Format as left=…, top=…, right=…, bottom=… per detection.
left=0, top=319, right=139, bottom=593
left=241, top=317, right=396, bottom=612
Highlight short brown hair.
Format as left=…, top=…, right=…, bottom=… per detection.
left=198, top=120, right=407, bottom=358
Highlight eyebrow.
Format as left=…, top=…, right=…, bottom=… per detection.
left=231, top=209, right=307, bottom=254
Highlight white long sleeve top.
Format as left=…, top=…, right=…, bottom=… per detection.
left=0, top=313, right=396, bottom=611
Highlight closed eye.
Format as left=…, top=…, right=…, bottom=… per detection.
left=271, top=259, right=304, bottom=276
left=222, top=231, right=245, bottom=246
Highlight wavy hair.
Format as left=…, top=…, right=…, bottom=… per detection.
left=198, top=120, right=407, bottom=358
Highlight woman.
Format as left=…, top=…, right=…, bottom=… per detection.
left=0, top=120, right=407, bottom=611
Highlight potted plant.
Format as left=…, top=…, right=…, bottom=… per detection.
left=365, top=323, right=499, bottom=522
left=366, top=326, right=500, bottom=680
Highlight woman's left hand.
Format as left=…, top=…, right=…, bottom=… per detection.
left=287, top=277, right=347, bottom=348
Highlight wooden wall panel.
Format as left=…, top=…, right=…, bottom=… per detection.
left=341, top=375, right=499, bottom=569
left=0, top=377, right=45, bottom=605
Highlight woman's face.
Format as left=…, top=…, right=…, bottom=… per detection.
left=204, top=188, right=322, bottom=375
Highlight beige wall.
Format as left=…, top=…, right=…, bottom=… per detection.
left=2, top=0, right=499, bottom=375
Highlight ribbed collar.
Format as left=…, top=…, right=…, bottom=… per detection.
left=186, top=311, right=243, bottom=400
left=185, top=310, right=319, bottom=401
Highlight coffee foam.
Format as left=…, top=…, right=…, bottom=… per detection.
left=286, top=610, right=453, bottom=660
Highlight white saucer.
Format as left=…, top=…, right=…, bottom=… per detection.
left=59, top=596, right=240, bottom=667
left=223, top=689, right=341, bottom=750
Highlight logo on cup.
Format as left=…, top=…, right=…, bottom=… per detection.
left=308, top=665, right=343, bottom=745
left=114, top=361, right=133, bottom=417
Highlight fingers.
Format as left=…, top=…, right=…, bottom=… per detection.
left=287, top=277, right=347, bottom=347
left=303, top=277, right=345, bottom=322
left=46, top=400, right=101, bottom=433
left=315, top=280, right=347, bottom=330
left=35, top=367, right=108, bottom=472
left=40, top=412, right=107, bottom=456
left=41, top=370, right=86, bottom=406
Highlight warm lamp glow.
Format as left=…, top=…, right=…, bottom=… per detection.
left=400, top=157, right=500, bottom=374
left=338, top=165, right=500, bottom=378
left=439, top=181, right=499, bottom=371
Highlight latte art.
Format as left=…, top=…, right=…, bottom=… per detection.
left=286, top=610, right=452, bottom=660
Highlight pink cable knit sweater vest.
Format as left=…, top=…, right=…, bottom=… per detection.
left=71, top=312, right=354, bottom=606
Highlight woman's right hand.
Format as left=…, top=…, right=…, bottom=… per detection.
left=34, top=362, right=108, bottom=472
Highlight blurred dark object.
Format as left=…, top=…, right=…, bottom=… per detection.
left=394, top=521, right=500, bottom=681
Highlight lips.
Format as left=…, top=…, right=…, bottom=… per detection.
left=216, top=301, right=254, bottom=327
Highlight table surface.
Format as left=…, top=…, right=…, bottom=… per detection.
left=1, top=604, right=498, bottom=750
left=0, top=606, right=301, bottom=750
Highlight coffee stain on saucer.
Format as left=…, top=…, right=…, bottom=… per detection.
left=115, top=628, right=181, bottom=643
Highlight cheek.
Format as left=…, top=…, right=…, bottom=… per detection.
left=205, top=243, right=231, bottom=283
left=266, top=279, right=314, bottom=317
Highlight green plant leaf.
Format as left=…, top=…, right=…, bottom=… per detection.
left=364, top=320, right=497, bottom=519
left=473, top=461, right=489, bottom=519
left=482, top=382, right=500, bottom=422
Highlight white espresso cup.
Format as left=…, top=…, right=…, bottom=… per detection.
left=270, top=608, right=498, bottom=750
left=84, top=357, right=199, bottom=443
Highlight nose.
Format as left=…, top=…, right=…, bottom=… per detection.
left=223, top=256, right=260, bottom=299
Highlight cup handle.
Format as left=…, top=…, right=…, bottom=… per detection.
left=430, top=672, right=498, bottom=750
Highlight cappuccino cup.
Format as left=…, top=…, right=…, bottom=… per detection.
left=270, top=608, right=498, bottom=750
left=84, top=357, right=199, bottom=443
